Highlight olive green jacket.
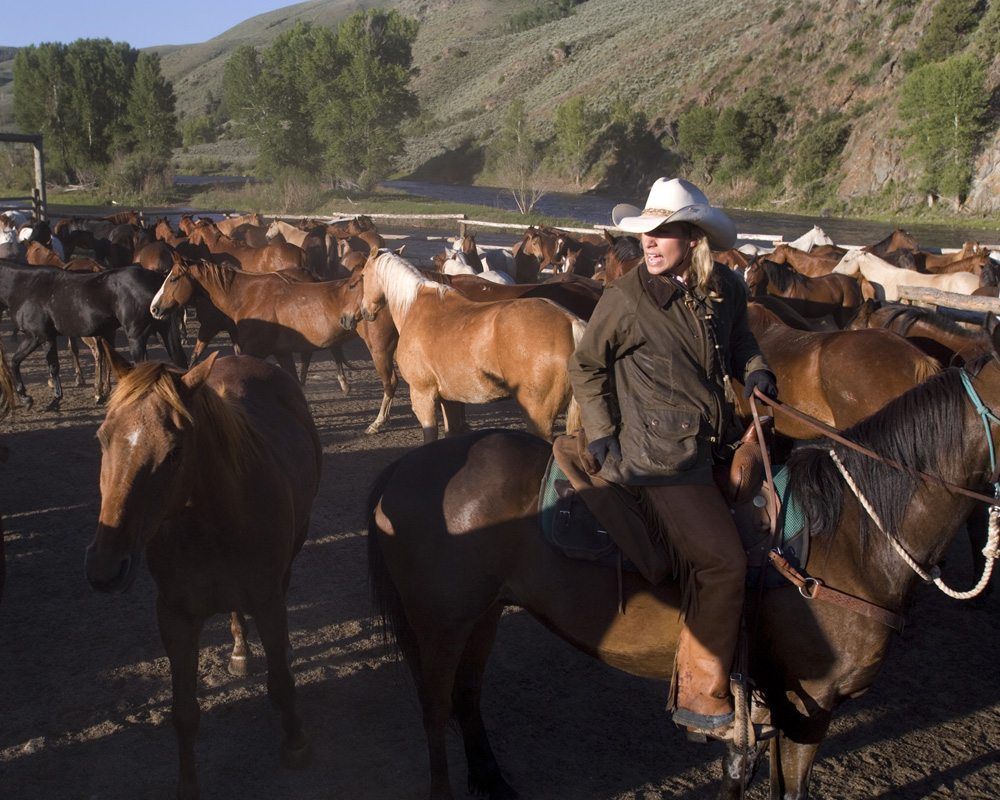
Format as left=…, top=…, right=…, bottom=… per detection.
left=567, top=263, right=770, bottom=486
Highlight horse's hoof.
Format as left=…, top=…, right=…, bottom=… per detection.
left=19, top=395, right=33, bottom=411
left=280, top=737, right=311, bottom=770
left=227, top=654, right=249, bottom=677
left=338, top=379, right=350, bottom=396
left=44, top=398, right=61, bottom=413
left=365, top=423, right=383, bottom=435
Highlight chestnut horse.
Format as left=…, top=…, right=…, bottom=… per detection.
left=764, top=243, right=840, bottom=277
left=366, top=329, right=1000, bottom=799
left=744, top=258, right=862, bottom=327
left=185, top=221, right=305, bottom=274
left=85, top=352, right=321, bottom=800
left=357, top=251, right=585, bottom=441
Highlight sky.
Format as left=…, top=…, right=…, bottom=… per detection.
left=4, top=1, right=297, bottom=50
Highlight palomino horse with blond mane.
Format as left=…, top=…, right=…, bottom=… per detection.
left=357, top=250, right=585, bottom=441
left=85, top=351, right=321, bottom=800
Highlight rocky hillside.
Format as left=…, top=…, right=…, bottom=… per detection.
left=3, top=0, right=1000, bottom=214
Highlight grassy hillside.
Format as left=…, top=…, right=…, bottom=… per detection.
left=2, top=1, right=999, bottom=215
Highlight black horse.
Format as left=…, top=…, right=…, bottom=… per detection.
left=0, top=260, right=187, bottom=410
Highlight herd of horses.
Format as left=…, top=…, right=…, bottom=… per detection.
left=2, top=206, right=999, bottom=799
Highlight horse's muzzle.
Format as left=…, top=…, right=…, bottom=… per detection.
left=85, top=534, right=140, bottom=593
left=340, top=313, right=357, bottom=331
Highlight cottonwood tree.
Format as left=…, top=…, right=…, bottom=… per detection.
left=899, top=53, right=988, bottom=204
left=122, top=52, right=178, bottom=158
left=313, top=10, right=419, bottom=190
left=488, top=98, right=549, bottom=214
left=553, top=96, right=603, bottom=187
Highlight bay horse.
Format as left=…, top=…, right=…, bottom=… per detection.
left=0, top=261, right=187, bottom=410
left=833, top=250, right=980, bottom=300
left=736, top=302, right=940, bottom=442
left=149, top=261, right=401, bottom=428
left=357, top=250, right=585, bottom=441
left=85, top=351, right=321, bottom=800
left=366, top=324, right=1000, bottom=799
left=744, top=258, right=862, bottom=327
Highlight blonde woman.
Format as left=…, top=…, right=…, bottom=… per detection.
left=567, top=177, right=777, bottom=743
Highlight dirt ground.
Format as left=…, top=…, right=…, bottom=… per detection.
left=1, top=234, right=1000, bottom=800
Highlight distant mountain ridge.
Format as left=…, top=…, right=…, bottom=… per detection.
left=4, top=0, right=1000, bottom=214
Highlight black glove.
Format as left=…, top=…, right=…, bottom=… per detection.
left=743, top=370, right=778, bottom=400
left=587, top=435, right=622, bottom=469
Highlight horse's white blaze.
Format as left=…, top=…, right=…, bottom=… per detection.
left=126, top=428, right=141, bottom=449
left=150, top=280, right=167, bottom=318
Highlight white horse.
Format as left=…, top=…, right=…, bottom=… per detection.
left=833, top=249, right=980, bottom=300
left=785, top=225, right=835, bottom=252
left=440, top=250, right=515, bottom=284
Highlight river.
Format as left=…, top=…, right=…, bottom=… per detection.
left=383, top=179, right=1000, bottom=251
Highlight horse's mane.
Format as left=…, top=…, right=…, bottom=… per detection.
left=760, top=259, right=800, bottom=292
left=879, top=303, right=980, bottom=339
left=979, top=259, right=1000, bottom=287
left=373, top=251, right=451, bottom=318
left=611, top=235, right=642, bottom=264
left=108, top=361, right=258, bottom=477
left=786, top=366, right=970, bottom=554
left=190, top=260, right=237, bottom=292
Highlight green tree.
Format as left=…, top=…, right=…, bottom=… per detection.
left=916, top=0, right=985, bottom=64
left=12, top=43, right=74, bottom=178
left=677, top=105, right=721, bottom=179
left=899, top=53, right=988, bottom=201
left=487, top=98, right=549, bottom=213
left=182, top=115, right=217, bottom=148
left=222, top=27, right=332, bottom=177
left=63, top=39, right=134, bottom=167
left=122, top=52, right=178, bottom=158
left=314, top=9, right=419, bottom=189
left=552, top=96, right=603, bottom=186
left=793, top=114, right=851, bottom=183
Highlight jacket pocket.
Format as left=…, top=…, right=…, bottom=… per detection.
left=618, top=407, right=702, bottom=478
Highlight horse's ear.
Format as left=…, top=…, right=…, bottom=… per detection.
left=100, top=339, right=134, bottom=380
left=181, top=351, right=221, bottom=392
left=603, top=229, right=617, bottom=245
left=395, top=244, right=406, bottom=256
left=368, top=245, right=380, bottom=262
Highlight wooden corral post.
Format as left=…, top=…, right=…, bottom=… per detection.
left=0, top=132, right=46, bottom=221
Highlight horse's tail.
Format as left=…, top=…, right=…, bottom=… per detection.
left=366, top=459, right=419, bottom=669
left=0, top=339, right=18, bottom=421
left=564, top=316, right=587, bottom=434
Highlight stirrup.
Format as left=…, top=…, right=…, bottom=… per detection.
left=683, top=720, right=776, bottom=745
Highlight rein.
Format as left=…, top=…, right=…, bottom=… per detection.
left=748, top=371, right=1000, bottom=626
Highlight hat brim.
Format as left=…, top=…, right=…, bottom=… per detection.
left=611, top=203, right=737, bottom=251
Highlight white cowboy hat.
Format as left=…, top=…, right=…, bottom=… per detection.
left=611, top=177, right=737, bottom=250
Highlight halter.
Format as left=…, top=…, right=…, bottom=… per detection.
left=828, top=366, right=1000, bottom=600
left=960, top=367, right=1000, bottom=497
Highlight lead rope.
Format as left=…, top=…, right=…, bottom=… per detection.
left=829, top=449, right=1000, bottom=600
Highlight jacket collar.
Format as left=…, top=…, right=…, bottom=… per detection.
left=639, top=262, right=687, bottom=308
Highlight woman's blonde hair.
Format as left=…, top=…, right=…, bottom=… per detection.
left=687, top=227, right=717, bottom=296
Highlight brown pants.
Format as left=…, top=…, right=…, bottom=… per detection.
left=642, top=483, right=746, bottom=723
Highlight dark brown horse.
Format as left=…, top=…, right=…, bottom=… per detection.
left=745, top=258, right=862, bottom=327
left=445, top=273, right=602, bottom=319
left=85, top=352, right=321, bottom=800
left=366, top=325, right=1000, bottom=799
left=847, top=299, right=993, bottom=366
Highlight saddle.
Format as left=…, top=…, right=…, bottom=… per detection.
left=540, top=421, right=809, bottom=588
